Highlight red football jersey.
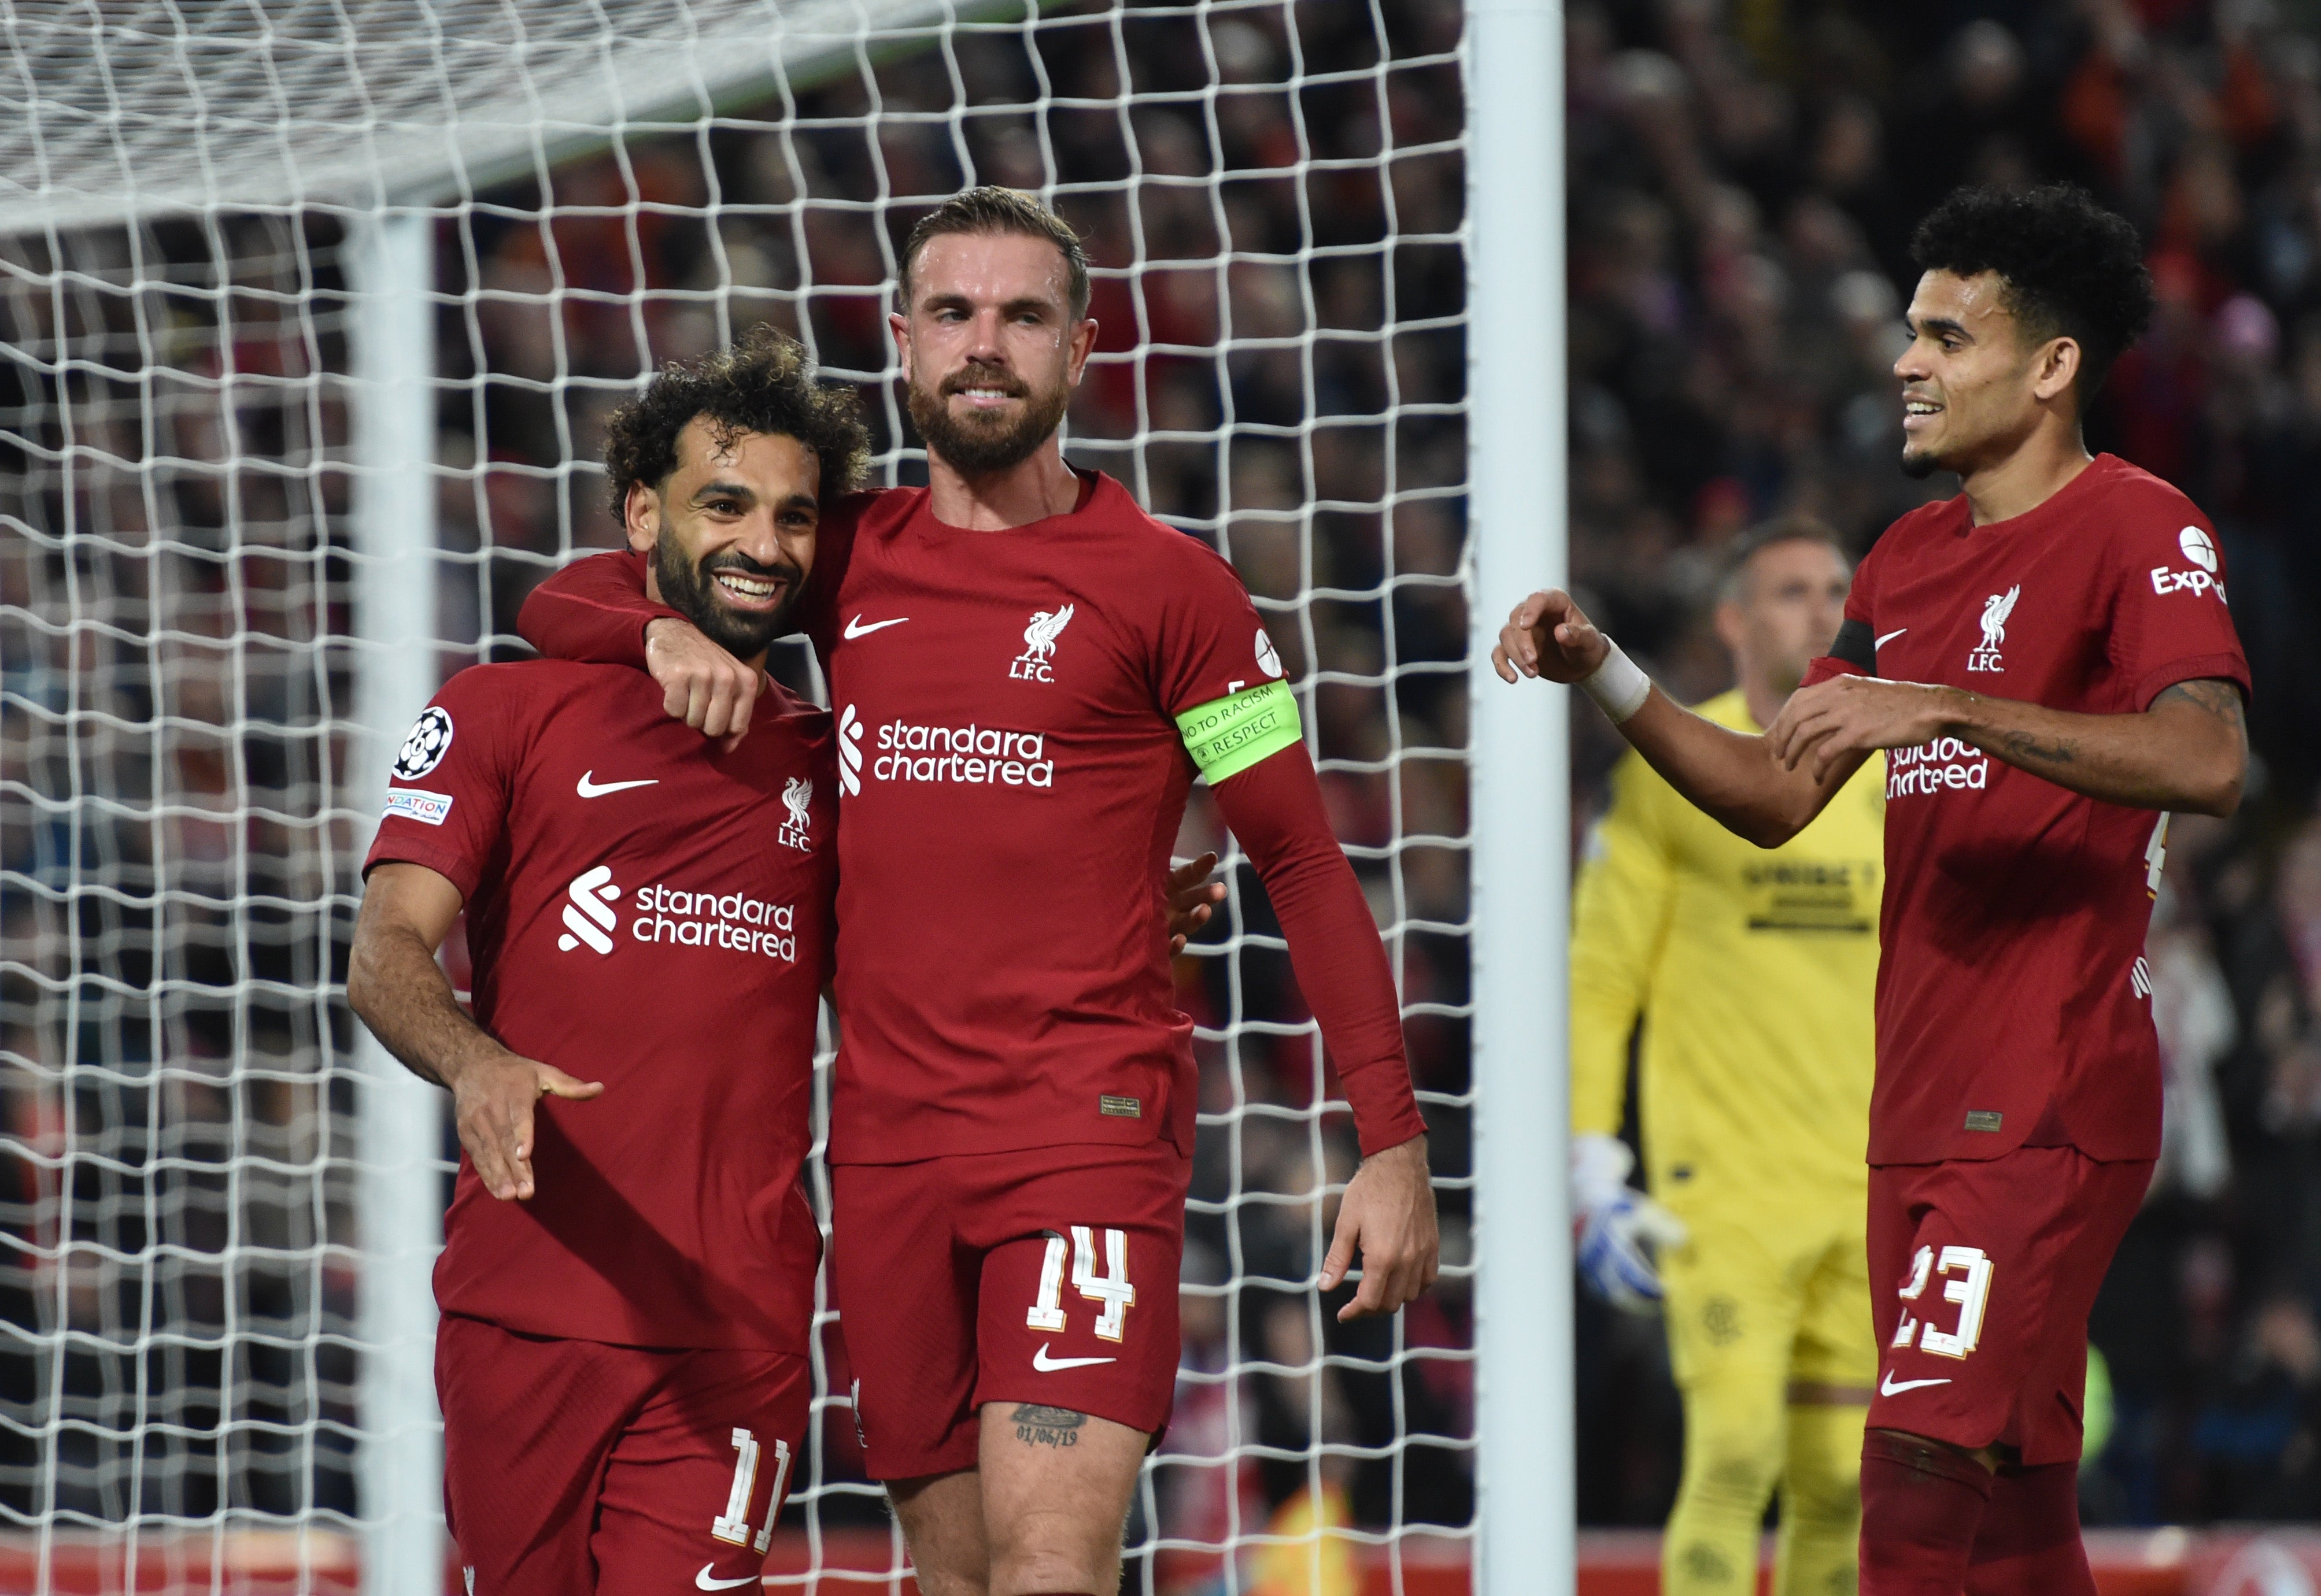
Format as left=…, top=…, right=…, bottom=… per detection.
left=1803, top=454, right=2250, bottom=1164
left=363, top=661, right=836, bottom=1349
left=520, top=472, right=1426, bottom=1166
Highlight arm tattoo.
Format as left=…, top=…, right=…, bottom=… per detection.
left=2155, top=677, right=2247, bottom=732
left=1009, top=1404, right=1086, bottom=1449
left=1993, top=727, right=2078, bottom=767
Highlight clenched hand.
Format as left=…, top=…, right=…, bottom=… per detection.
left=647, top=616, right=766, bottom=742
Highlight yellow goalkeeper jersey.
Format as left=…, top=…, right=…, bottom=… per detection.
left=1572, top=690, right=1883, bottom=1213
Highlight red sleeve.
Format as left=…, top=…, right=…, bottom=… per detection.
left=1208, top=742, right=1427, bottom=1157
left=516, top=550, right=681, bottom=666
left=1151, top=537, right=1289, bottom=714
left=2105, top=510, right=2253, bottom=709
left=362, top=667, right=525, bottom=899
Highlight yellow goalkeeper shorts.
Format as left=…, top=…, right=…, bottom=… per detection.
left=1660, top=1194, right=1876, bottom=1395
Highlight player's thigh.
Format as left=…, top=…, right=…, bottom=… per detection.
left=977, top=1399, right=1150, bottom=1593
left=1661, top=1213, right=1808, bottom=1406
left=1790, top=1213, right=1879, bottom=1393
left=829, top=1158, right=984, bottom=1480
left=590, top=1346, right=812, bottom=1591
left=435, top=1316, right=648, bottom=1596
left=965, top=1141, right=1190, bottom=1442
left=1867, top=1151, right=2151, bottom=1461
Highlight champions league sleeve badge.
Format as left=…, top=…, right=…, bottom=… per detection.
left=393, top=706, right=455, bottom=780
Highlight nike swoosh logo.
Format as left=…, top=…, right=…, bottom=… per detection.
left=1032, top=1342, right=1117, bottom=1372
left=1880, top=1371, right=1952, bottom=1396
left=694, top=1567, right=758, bottom=1591
left=576, top=772, right=658, bottom=798
left=843, top=614, right=909, bottom=639
left=1875, top=628, right=1908, bottom=649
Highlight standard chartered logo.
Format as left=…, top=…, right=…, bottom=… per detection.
left=1886, top=736, right=1990, bottom=799
left=553, top=864, right=797, bottom=961
left=837, top=703, right=1056, bottom=791
left=558, top=865, right=621, bottom=953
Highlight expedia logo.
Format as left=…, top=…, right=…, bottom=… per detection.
left=2150, top=527, right=2226, bottom=599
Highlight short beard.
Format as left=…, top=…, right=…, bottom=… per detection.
left=652, top=539, right=797, bottom=661
left=1898, top=445, right=1942, bottom=480
left=907, top=358, right=1071, bottom=476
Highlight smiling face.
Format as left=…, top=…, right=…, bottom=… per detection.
left=1895, top=268, right=2082, bottom=480
left=624, top=416, right=820, bottom=667
left=892, top=230, right=1098, bottom=476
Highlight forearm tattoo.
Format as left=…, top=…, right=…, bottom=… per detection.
left=1009, top=1404, right=1086, bottom=1449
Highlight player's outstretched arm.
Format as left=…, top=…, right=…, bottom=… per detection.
left=516, top=551, right=763, bottom=739
left=1208, top=746, right=1440, bottom=1321
left=1492, top=588, right=1860, bottom=846
left=1767, top=673, right=2246, bottom=816
left=348, top=862, right=604, bottom=1201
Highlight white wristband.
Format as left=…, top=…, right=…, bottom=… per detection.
left=1579, top=639, right=1652, bottom=724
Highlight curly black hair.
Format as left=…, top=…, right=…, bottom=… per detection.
left=602, top=325, right=870, bottom=521
left=1910, top=184, right=2154, bottom=399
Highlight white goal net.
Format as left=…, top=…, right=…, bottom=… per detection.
left=0, top=2, right=1484, bottom=1591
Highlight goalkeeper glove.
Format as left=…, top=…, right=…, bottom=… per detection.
left=1571, top=1133, right=1688, bottom=1316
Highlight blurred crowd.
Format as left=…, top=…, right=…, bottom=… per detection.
left=1562, top=0, right=2321, bottom=1532
left=14, top=0, right=2321, bottom=1566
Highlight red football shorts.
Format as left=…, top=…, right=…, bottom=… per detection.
left=1867, top=1146, right=2152, bottom=1465
left=436, top=1315, right=809, bottom=1594
left=829, top=1139, right=1192, bottom=1480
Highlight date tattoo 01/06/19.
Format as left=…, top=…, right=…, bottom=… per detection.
left=1011, top=1404, right=1086, bottom=1448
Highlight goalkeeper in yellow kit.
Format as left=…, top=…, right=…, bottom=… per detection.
left=1572, top=519, right=1882, bottom=1596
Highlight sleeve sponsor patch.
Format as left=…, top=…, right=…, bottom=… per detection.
left=383, top=788, right=454, bottom=826
left=1176, top=679, right=1302, bottom=783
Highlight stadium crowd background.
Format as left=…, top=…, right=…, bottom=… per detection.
left=10, top=0, right=2321, bottom=1575
left=407, top=0, right=2321, bottom=1538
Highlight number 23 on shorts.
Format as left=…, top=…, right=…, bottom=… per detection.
left=1891, top=1243, right=1993, bottom=1358
left=1026, top=1227, right=1136, bottom=1340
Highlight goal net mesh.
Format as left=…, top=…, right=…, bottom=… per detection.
left=0, top=2, right=1475, bottom=1589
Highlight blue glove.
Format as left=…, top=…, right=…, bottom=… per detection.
left=1572, top=1134, right=1689, bottom=1315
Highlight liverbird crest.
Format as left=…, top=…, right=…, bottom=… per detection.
left=1979, top=586, right=2019, bottom=649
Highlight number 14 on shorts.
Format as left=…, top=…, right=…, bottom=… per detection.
left=1026, top=1227, right=1136, bottom=1340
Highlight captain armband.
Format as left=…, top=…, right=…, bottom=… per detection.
left=1176, top=679, right=1303, bottom=782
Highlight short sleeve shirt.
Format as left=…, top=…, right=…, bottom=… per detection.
left=1802, top=454, right=2250, bottom=1164
left=364, top=661, right=837, bottom=1349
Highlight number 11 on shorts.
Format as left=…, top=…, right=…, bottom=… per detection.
left=711, top=1428, right=791, bottom=1554
left=1025, top=1226, right=1137, bottom=1341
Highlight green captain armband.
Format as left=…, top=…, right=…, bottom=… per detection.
left=1176, top=679, right=1303, bottom=782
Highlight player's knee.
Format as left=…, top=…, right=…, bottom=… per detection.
left=1783, top=1404, right=1866, bottom=1530
left=1678, top=1393, right=1786, bottom=1514
left=985, top=1539, right=1111, bottom=1596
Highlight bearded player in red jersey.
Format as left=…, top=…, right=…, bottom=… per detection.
left=347, top=336, right=864, bottom=1593
left=1498, top=184, right=2248, bottom=1596
left=517, top=188, right=1439, bottom=1596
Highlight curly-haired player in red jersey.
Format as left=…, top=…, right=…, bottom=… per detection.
left=1498, top=184, right=2249, bottom=1596
left=517, top=191, right=1440, bottom=1596
left=348, top=332, right=865, bottom=1594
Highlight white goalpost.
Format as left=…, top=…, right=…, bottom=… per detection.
left=0, top=3, right=1567, bottom=1593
